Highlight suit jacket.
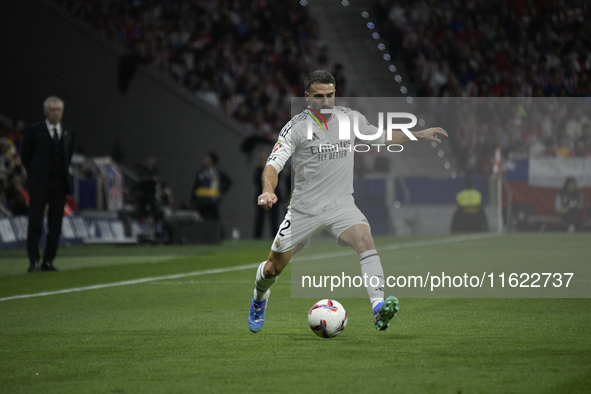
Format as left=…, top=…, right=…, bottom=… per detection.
left=21, top=121, right=75, bottom=195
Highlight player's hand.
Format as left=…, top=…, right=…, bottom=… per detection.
left=416, top=127, right=448, bottom=143
left=258, top=192, right=278, bottom=210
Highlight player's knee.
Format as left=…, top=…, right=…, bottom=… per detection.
left=263, top=261, right=278, bottom=277
left=356, top=233, right=375, bottom=253
left=264, top=256, right=288, bottom=277
left=264, top=262, right=283, bottom=277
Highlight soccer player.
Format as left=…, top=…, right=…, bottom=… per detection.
left=249, top=70, right=447, bottom=332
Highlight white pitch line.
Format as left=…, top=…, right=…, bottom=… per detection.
left=0, top=263, right=260, bottom=302
left=0, top=233, right=497, bottom=302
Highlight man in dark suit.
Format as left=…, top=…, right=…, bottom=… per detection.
left=21, top=96, right=75, bottom=272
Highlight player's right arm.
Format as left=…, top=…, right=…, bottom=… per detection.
left=258, top=165, right=279, bottom=210
left=258, top=120, right=297, bottom=210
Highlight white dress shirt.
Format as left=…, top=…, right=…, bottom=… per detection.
left=45, top=119, right=62, bottom=140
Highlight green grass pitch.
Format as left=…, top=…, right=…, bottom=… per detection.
left=1, top=233, right=590, bottom=393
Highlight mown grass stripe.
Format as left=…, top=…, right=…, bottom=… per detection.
left=0, top=233, right=496, bottom=302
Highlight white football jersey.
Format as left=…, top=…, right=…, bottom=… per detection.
left=267, top=106, right=382, bottom=215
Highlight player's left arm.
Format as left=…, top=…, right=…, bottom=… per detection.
left=387, top=127, right=448, bottom=145
left=354, top=111, right=448, bottom=145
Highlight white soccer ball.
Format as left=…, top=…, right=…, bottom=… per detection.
left=308, top=299, right=348, bottom=338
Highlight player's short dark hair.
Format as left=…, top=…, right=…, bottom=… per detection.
left=304, top=70, right=336, bottom=92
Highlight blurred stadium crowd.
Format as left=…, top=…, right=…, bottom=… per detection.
left=2, top=0, right=591, bottom=218
left=375, top=0, right=590, bottom=97
left=434, top=97, right=591, bottom=175
left=375, top=0, right=591, bottom=173
left=0, top=115, right=28, bottom=217
left=51, top=0, right=347, bottom=141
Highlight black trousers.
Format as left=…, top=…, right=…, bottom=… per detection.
left=561, top=208, right=583, bottom=230
left=196, top=202, right=220, bottom=221
left=450, top=208, right=488, bottom=233
left=27, top=180, right=67, bottom=264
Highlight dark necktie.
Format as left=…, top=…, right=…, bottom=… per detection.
left=52, top=127, right=59, bottom=145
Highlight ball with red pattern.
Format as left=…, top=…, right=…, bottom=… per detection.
left=308, top=299, right=348, bottom=338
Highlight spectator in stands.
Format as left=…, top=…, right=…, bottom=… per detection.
left=555, top=135, right=573, bottom=158
left=0, top=137, right=14, bottom=179
left=451, top=176, right=488, bottom=233
left=195, top=80, right=220, bottom=108
left=6, top=118, right=26, bottom=153
left=565, top=108, right=591, bottom=142
left=4, top=171, right=29, bottom=216
left=528, top=137, right=547, bottom=158
left=191, top=151, right=232, bottom=221
left=573, top=139, right=590, bottom=157
left=21, top=96, right=75, bottom=273
left=0, top=177, right=11, bottom=217
left=555, top=177, right=585, bottom=232
left=542, top=137, right=558, bottom=157
left=580, top=123, right=591, bottom=150
left=53, top=0, right=339, bottom=148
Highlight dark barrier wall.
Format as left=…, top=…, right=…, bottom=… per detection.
left=0, top=0, right=259, bottom=238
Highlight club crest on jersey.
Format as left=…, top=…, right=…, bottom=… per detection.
left=273, top=142, right=283, bottom=153
left=308, top=132, right=320, bottom=141
left=275, top=237, right=281, bottom=248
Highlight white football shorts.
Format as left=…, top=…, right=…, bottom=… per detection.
left=270, top=202, right=370, bottom=255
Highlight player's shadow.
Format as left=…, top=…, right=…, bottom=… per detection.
left=284, top=334, right=353, bottom=341
left=271, top=333, right=420, bottom=341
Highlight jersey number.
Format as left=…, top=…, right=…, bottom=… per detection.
left=279, top=220, right=291, bottom=236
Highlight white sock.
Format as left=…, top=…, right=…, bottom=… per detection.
left=359, top=249, right=384, bottom=311
left=253, top=261, right=277, bottom=303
